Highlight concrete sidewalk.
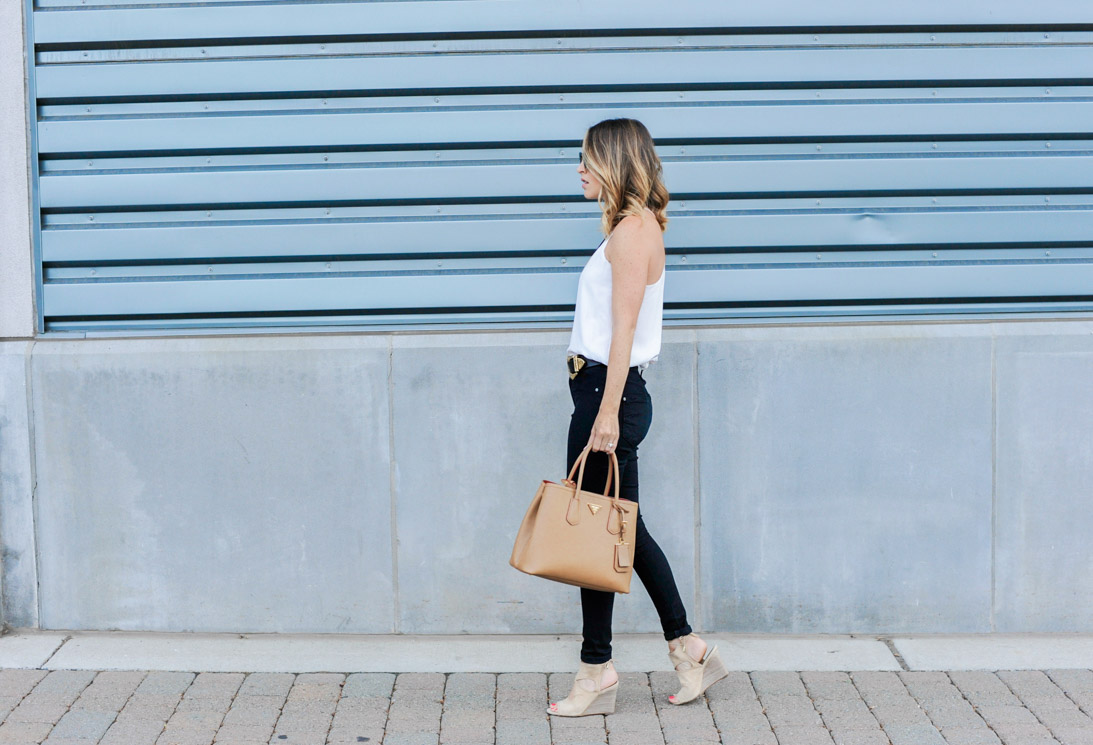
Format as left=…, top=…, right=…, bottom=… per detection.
left=1, top=631, right=1091, bottom=745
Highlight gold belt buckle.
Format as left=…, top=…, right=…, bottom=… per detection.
left=566, top=354, right=586, bottom=380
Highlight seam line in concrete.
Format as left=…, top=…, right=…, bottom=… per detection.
left=378, top=672, right=394, bottom=742
left=882, top=637, right=910, bottom=671
left=798, top=671, right=832, bottom=740
left=23, top=338, right=41, bottom=630
left=701, top=671, right=718, bottom=741
left=1045, top=669, right=1093, bottom=719
left=387, top=335, right=400, bottom=634
left=266, top=671, right=294, bottom=742
left=997, top=670, right=1058, bottom=741
left=990, top=327, right=997, bottom=632
left=848, top=671, right=892, bottom=741
left=945, top=670, right=993, bottom=734
left=37, top=632, right=71, bottom=669
left=653, top=671, right=671, bottom=745
left=691, top=334, right=702, bottom=630
left=105, top=669, right=145, bottom=740
left=748, top=671, right=783, bottom=745
left=321, top=672, right=341, bottom=744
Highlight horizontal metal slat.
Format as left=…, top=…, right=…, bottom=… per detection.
left=37, top=154, right=1093, bottom=210
left=36, top=98, right=1093, bottom=155
left=41, top=261, right=1093, bottom=318
left=41, top=248, right=1093, bottom=283
left=31, top=0, right=1093, bottom=43
left=38, top=204, right=1093, bottom=263
left=32, top=45, right=1093, bottom=101
left=43, top=302, right=1093, bottom=334
left=33, top=32, right=1093, bottom=66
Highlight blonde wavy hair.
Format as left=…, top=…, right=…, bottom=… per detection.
left=581, top=118, right=669, bottom=237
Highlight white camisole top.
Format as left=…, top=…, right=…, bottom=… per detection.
left=566, top=233, right=665, bottom=370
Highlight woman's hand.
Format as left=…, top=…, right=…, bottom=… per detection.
left=588, top=407, right=620, bottom=453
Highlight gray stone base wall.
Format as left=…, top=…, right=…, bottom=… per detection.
left=1, top=318, right=1091, bottom=634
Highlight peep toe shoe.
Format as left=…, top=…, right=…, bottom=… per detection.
left=667, top=634, right=729, bottom=705
left=547, top=660, right=619, bottom=717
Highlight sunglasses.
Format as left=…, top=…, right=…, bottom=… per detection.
left=578, top=150, right=583, bottom=164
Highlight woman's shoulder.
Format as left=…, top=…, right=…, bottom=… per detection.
left=605, top=209, right=663, bottom=261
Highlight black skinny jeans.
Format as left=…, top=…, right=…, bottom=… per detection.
left=566, top=362, right=693, bottom=664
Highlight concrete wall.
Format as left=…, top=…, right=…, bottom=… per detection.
left=2, top=319, right=1091, bottom=634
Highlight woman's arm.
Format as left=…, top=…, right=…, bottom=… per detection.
left=586, top=219, right=655, bottom=453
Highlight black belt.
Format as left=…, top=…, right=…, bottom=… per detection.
left=566, top=353, right=604, bottom=379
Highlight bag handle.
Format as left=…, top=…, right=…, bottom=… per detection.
left=566, top=442, right=618, bottom=498
left=564, top=443, right=622, bottom=527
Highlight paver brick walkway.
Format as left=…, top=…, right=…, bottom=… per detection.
left=2, top=667, right=1093, bottom=745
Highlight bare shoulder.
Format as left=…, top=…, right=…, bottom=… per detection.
left=605, top=209, right=663, bottom=264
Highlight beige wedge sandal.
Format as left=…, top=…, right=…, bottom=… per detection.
left=547, top=660, right=619, bottom=717
left=667, top=634, right=728, bottom=705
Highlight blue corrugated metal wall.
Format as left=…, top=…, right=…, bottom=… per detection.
left=24, top=1, right=1093, bottom=332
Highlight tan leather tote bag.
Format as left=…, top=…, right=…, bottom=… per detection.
left=510, top=443, right=639, bottom=593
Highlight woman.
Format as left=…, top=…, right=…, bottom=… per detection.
left=547, top=118, right=728, bottom=717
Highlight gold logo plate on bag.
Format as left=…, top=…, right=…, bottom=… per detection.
left=588, top=504, right=600, bottom=515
